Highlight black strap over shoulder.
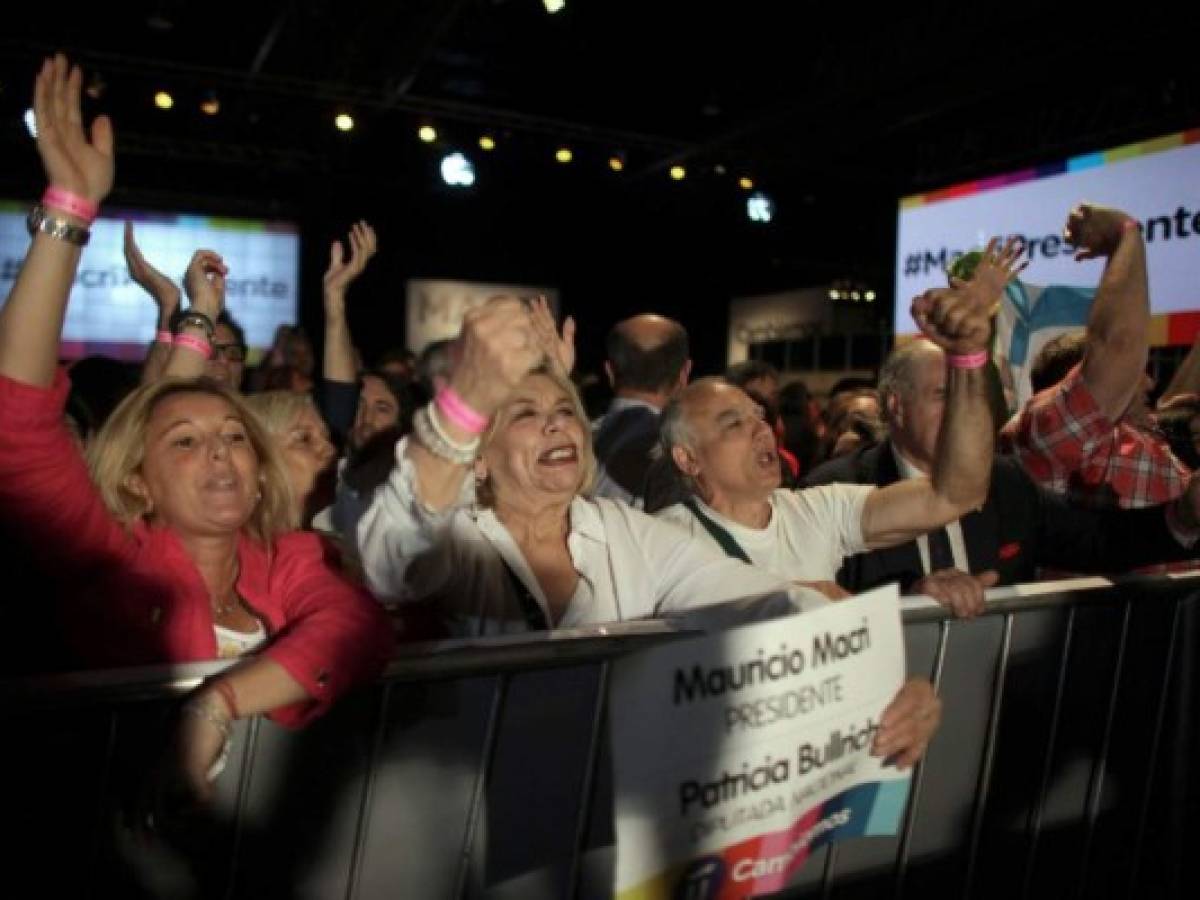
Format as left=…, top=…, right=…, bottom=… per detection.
left=683, top=497, right=753, bottom=565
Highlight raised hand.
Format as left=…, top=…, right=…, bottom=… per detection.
left=530, top=295, right=576, bottom=376
left=33, top=54, right=114, bottom=206
left=124, top=222, right=181, bottom=314
left=910, top=568, right=998, bottom=619
left=183, top=250, right=229, bottom=319
left=448, top=297, right=543, bottom=424
left=1064, top=203, right=1138, bottom=261
left=323, top=220, right=378, bottom=302
left=911, top=237, right=1024, bottom=354
left=873, top=678, right=942, bottom=771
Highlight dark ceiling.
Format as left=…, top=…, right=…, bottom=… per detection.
left=0, top=3, right=1196, bottom=370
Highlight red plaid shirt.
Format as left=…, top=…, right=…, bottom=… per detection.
left=1005, top=364, right=1190, bottom=510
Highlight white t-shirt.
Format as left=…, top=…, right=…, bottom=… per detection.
left=656, top=485, right=874, bottom=583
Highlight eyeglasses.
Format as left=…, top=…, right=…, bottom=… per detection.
left=212, top=343, right=247, bottom=363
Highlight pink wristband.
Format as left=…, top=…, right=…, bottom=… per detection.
left=155, top=330, right=173, bottom=345
left=436, top=387, right=490, bottom=435
left=1122, top=218, right=1140, bottom=232
left=174, top=333, right=213, bottom=360
left=948, top=350, right=988, bottom=369
left=42, top=186, right=98, bottom=224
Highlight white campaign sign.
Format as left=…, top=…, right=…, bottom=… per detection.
left=610, top=585, right=910, bottom=900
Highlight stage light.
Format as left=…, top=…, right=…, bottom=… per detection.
left=154, top=90, right=174, bottom=110
left=200, top=92, right=220, bottom=116
left=851, top=291, right=861, bottom=301
left=335, top=113, right=354, bottom=132
left=747, top=191, right=773, bottom=223
left=419, top=124, right=437, bottom=143
left=608, top=155, right=624, bottom=172
left=441, top=152, right=476, bottom=187
left=829, top=289, right=840, bottom=300
left=669, top=165, right=686, bottom=181
left=23, top=108, right=36, bottom=139
left=865, top=290, right=876, bottom=302
left=738, top=176, right=754, bottom=191
left=479, top=134, right=496, bottom=151
left=713, top=164, right=727, bottom=176
left=555, top=147, right=573, bottom=164
left=543, top=0, right=566, bottom=12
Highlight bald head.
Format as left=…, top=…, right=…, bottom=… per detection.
left=605, top=314, right=690, bottom=398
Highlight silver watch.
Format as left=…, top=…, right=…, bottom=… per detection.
left=27, top=204, right=91, bottom=246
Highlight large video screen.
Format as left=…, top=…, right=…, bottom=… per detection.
left=0, top=202, right=300, bottom=361
left=894, top=130, right=1200, bottom=335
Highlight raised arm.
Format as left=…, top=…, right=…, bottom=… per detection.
left=861, top=238, right=1021, bottom=548
left=159, top=249, right=229, bottom=379
left=0, top=55, right=113, bottom=387
left=1066, top=203, right=1148, bottom=421
left=322, top=220, right=377, bottom=385
left=125, top=222, right=182, bottom=384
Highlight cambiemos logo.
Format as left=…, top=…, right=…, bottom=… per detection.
left=673, top=856, right=725, bottom=900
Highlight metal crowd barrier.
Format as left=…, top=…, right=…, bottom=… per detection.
left=1, top=574, right=1197, bottom=899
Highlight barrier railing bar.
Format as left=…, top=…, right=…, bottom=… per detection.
left=568, top=662, right=611, bottom=900
left=345, top=683, right=392, bottom=900
left=962, top=612, right=1014, bottom=899
left=85, top=708, right=119, bottom=900
left=1075, top=600, right=1132, bottom=896
left=893, top=618, right=952, bottom=900
left=454, top=674, right=510, bottom=900
left=1020, top=605, right=1077, bottom=900
left=1128, top=597, right=1182, bottom=892
left=820, top=844, right=840, bottom=900
left=223, top=714, right=262, bottom=900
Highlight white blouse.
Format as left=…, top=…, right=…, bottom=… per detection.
left=356, top=437, right=827, bottom=634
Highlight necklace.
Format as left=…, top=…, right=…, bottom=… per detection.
left=210, top=560, right=242, bottom=618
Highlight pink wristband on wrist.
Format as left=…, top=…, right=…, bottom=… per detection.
left=436, top=387, right=490, bottom=435
left=174, top=333, right=213, bottom=360
left=155, top=330, right=173, bottom=345
left=1122, top=218, right=1140, bottom=232
left=948, top=350, right=988, bottom=370
left=42, top=187, right=98, bottom=224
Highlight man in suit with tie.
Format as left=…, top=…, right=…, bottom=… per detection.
left=802, top=338, right=1200, bottom=616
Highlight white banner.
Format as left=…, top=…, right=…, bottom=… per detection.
left=611, top=585, right=910, bottom=899
left=894, top=138, right=1200, bottom=334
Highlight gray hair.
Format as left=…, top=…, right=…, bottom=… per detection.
left=878, top=338, right=940, bottom=424
left=658, top=376, right=728, bottom=496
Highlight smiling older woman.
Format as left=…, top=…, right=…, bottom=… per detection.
left=357, top=300, right=942, bottom=768
left=0, top=55, right=392, bottom=803
left=356, top=299, right=830, bottom=631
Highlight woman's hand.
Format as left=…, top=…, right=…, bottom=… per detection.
left=323, top=220, right=378, bottom=310
left=530, top=295, right=576, bottom=376
left=447, top=297, right=543, bottom=423
left=183, top=250, right=229, bottom=319
left=872, top=677, right=942, bottom=770
left=33, top=54, right=114, bottom=207
left=124, top=222, right=181, bottom=319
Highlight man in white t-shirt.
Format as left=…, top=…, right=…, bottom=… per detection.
left=655, top=245, right=1020, bottom=592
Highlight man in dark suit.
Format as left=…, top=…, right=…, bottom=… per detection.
left=592, top=314, right=691, bottom=511
left=803, top=338, right=1200, bottom=616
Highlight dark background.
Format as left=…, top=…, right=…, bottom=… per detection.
left=1, top=3, right=1196, bottom=376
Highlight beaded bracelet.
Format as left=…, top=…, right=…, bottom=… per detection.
left=413, top=405, right=479, bottom=465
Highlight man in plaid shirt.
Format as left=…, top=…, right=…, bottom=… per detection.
left=1005, top=203, right=1190, bottom=510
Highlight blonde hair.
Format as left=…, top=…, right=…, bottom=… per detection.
left=241, top=390, right=319, bottom=439
left=476, top=366, right=597, bottom=507
left=87, top=377, right=294, bottom=544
